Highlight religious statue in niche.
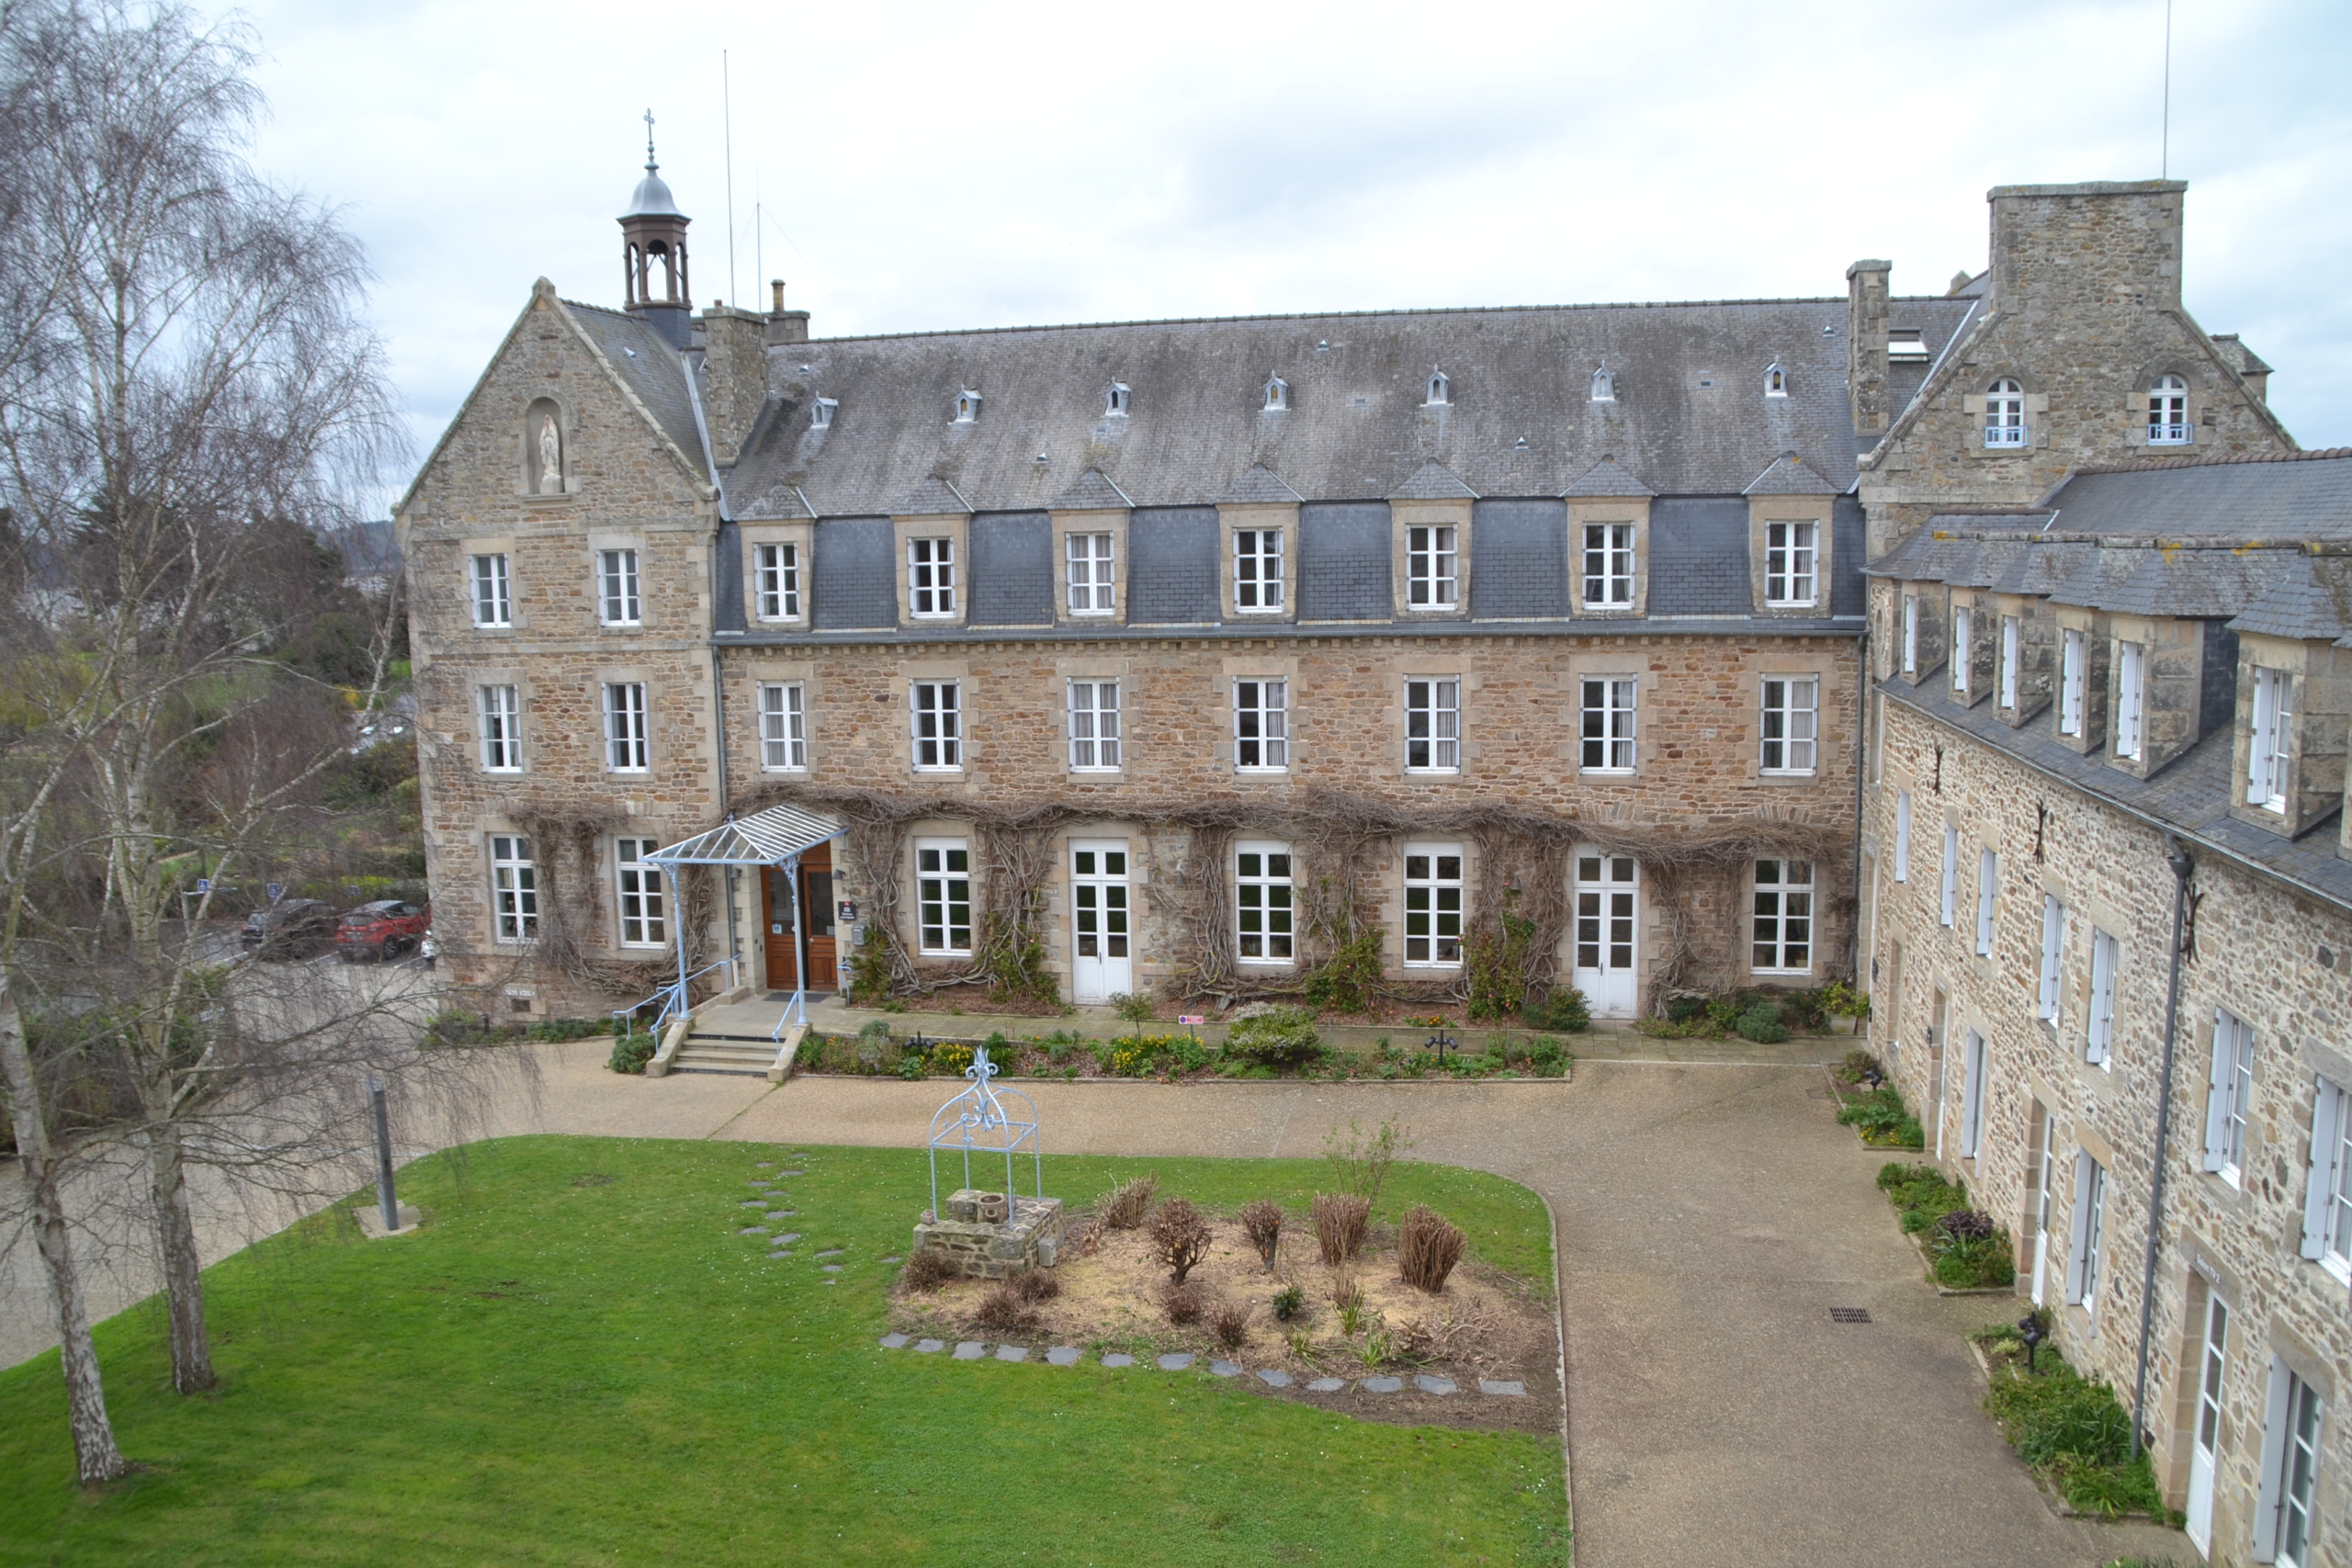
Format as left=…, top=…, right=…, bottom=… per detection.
left=537, top=414, right=562, bottom=494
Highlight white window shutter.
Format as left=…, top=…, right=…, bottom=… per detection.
left=2300, top=1079, right=2342, bottom=1260
left=2253, top=1358, right=2294, bottom=1560
left=2065, top=1152, right=2096, bottom=1303
left=2202, top=1015, right=2232, bottom=1174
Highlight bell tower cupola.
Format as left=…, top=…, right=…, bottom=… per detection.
left=619, top=109, right=691, bottom=348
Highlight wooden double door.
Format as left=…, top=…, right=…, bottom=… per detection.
left=762, top=843, right=837, bottom=994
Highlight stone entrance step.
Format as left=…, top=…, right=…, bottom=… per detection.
left=670, top=1039, right=781, bottom=1076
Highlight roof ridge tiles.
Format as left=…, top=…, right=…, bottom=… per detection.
left=2064, top=446, right=2352, bottom=478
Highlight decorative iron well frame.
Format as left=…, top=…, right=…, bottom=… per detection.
left=926, top=1046, right=1043, bottom=1221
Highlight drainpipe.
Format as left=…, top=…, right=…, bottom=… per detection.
left=2129, top=839, right=2194, bottom=1460
left=1850, top=624, right=1871, bottom=982
left=711, top=640, right=740, bottom=987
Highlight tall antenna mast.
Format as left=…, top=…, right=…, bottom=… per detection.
left=2161, top=0, right=2173, bottom=178
left=723, top=49, right=737, bottom=307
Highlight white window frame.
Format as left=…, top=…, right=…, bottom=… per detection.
left=1901, top=593, right=1918, bottom=674
left=1234, top=678, right=1288, bottom=771
left=1975, top=847, right=1998, bottom=957
left=615, top=837, right=667, bottom=948
left=603, top=682, right=649, bottom=773
left=1765, top=521, right=1817, bottom=606
left=758, top=682, right=806, bottom=772
left=1406, top=678, right=1460, bottom=773
left=754, top=542, right=801, bottom=622
left=914, top=839, right=972, bottom=956
left=491, top=834, right=537, bottom=942
left=2038, top=895, right=2064, bottom=1022
left=2117, top=640, right=2145, bottom=759
left=1960, top=1029, right=1988, bottom=1159
left=2255, top=1362, right=2325, bottom=1568
left=1984, top=378, right=2026, bottom=447
left=1939, top=822, right=1959, bottom=927
left=1581, top=677, right=1637, bottom=773
left=1066, top=532, right=1115, bottom=615
left=1406, top=525, right=1458, bottom=608
left=2059, top=628, right=2086, bottom=736
left=2251, top=666, right=2293, bottom=812
left=598, top=547, right=641, bottom=626
left=1749, top=858, right=1814, bottom=974
left=1952, top=605, right=1973, bottom=695
left=1759, top=676, right=1818, bottom=774
left=2065, top=1150, right=2107, bottom=1312
left=910, top=681, right=961, bottom=771
left=1582, top=523, right=1634, bottom=608
left=1234, top=528, right=1284, bottom=612
left=1068, top=679, right=1122, bottom=772
left=2203, top=1009, right=2254, bottom=1184
left=2300, top=1076, right=2352, bottom=1281
left=1402, top=844, right=1464, bottom=968
left=2087, top=926, right=2119, bottom=1067
left=478, top=683, right=522, bottom=773
left=2148, top=373, right=2190, bottom=446
left=470, top=552, right=512, bottom=627
left=1999, top=615, right=2019, bottom=707
left=1894, top=790, right=1911, bottom=881
left=1235, top=841, right=1295, bottom=964
left=907, top=537, right=956, bottom=618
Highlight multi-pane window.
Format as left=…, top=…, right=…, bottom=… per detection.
left=908, top=538, right=956, bottom=616
left=1235, top=842, right=1294, bottom=964
left=1975, top=848, right=1998, bottom=957
left=491, top=835, right=537, bottom=942
left=1940, top=822, right=1959, bottom=926
left=1235, top=679, right=1287, bottom=770
left=2087, top=927, right=2119, bottom=1066
left=1581, top=678, right=1637, bottom=772
left=598, top=548, right=640, bottom=626
left=2303, top=1077, right=2352, bottom=1277
left=2204, top=1010, right=2254, bottom=1183
left=1999, top=616, right=2019, bottom=707
left=2059, top=628, right=2086, bottom=736
left=2067, top=1152, right=2108, bottom=1311
left=1759, top=677, right=1817, bottom=773
left=910, top=681, right=961, bottom=770
left=1894, top=790, right=1912, bottom=881
left=470, top=553, right=512, bottom=627
left=2251, top=666, right=2293, bottom=812
left=1406, top=679, right=1459, bottom=773
left=2038, top=895, right=2065, bottom=1021
left=615, top=838, right=666, bottom=948
left=754, top=542, right=801, bottom=621
left=1407, top=525, right=1458, bottom=608
left=1750, top=858, right=1813, bottom=973
left=2148, top=373, right=2190, bottom=446
left=1583, top=524, right=1634, bottom=608
left=1765, top=521, right=1817, bottom=605
left=1234, top=528, right=1284, bottom=611
left=2266, top=1370, right=2325, bottom=1568
left=1068, top=680, right=1121, bottom=771
left=1952, top=606, right=1973, bottom=695
left=1067, top=533, right=1114, bottom=615
left=604, top=682, right=649, bottom=772
left=914, top=840, right=972, bottom=955
left=1403, top=846, right=1464, bottom=967
left=2117, top=641, right=2146, bottom=758
left=1984, top=378, right=2026, bottom=446
left=478, top=683, right=522, bottom=772
left=759, top=682, right=806, bottom=771
left=1901, top=593, right=1918, bottom=674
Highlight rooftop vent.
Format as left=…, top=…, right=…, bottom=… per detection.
left=1764, top=362, right=1788, bottom=397
left=1315, top=340, right=1330, bottom=353
left=953, top=389, right=981, bottom=424
left=1263, top=375, right=1289, bottom=412
left=1425, top=370, right=1451, bottom=407
left=1104, top=381, right=1130, bottom=417
left=1590, top=366, right=1615, bottom=403
left=811, top=397, right=837, bottom=429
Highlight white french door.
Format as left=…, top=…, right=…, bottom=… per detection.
left=1069, top=840, right=1132, bottom=1003
left=2030, top=1114, right=2055, bottom=1307
left=1571, top=849, right=1640, bottom=1018
left=2186, top=1292, right=2229, bottom=1552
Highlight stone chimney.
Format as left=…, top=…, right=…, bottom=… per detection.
left=1987, top=180, right=2186, bottom=317
left=765, top=277, right=810, bottom=346
left=1846, top=259, right=1892, bottom=437
left=697, top=304, right=768, bottom=467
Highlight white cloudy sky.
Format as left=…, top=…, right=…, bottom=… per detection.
left=223, top=0, right=2352, bottom=487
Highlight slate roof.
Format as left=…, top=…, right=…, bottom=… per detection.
left=2034, top=451, right=2352, bottom=539
left=1561, top=454, right=1654, bottom=497
left=2227, top=551, right=2352, bottom=645
left=1050, top=468, right=1134, bottom=511
left=1389, top=459, right=1478, bottom=501
left=1743, top=454, right=1840, bottom=496
left=567, top=302, right=705, bottom=470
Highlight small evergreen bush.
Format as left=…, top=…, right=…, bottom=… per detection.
left=1224, top=1006, right=1325, bottom=1068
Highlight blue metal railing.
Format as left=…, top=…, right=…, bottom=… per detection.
left=614, top=959, right=736, bottom=1041
left=771, top=987, right=808, bottom=1042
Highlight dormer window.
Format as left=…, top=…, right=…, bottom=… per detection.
left=811, top=397, right=837, bottom=429
left=1262, top=376, right=1289, bottom=412
left=1590, top=367, right=1615, bottom=402
left=1984, top=379, right=2025, bottom=447
left=1104, top=381, right=1130, bottom=417
left=1764, top=362, right=1788, bottom=398
left=1888, top=331, right=1930, bottom=363
left=2148, top=374, right=2190, bottom=445
left=953, top=389, right=981, bottom=424
left=1424, top=370, right=1450, bottom=407
left=2249, top=666, right=2293, bottom=813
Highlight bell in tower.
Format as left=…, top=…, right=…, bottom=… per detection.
left=619, top=109, right=691, bottom=348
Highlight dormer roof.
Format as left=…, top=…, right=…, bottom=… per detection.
left=1561, top=454, right=1655, bottom=498
left=1218, top=464, right=1303, bottom=505
left=1051, top=468, right=1135, bottom=511
left=895, top=475, right=973, bottom=515
left=1742, top=454, right=1839, bottom=497
left=1388, top=459, right=1477, bottom=501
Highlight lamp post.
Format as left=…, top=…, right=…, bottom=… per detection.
left=1425, top=1028, right=1456, bottom=1069
left=2017, top=1311, right=2048, bottom=1375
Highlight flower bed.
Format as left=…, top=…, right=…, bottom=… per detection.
left=1876, top=1162, right=2015, bottom=1291
left=1972, top=1322, right=2168, bottom=1520
left=1828, top=1050, right=1926, bottom=1147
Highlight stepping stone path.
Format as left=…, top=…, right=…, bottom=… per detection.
left=1256, top=1369, right=1294, bottom=1388
left=1306, top=1377, right=1347, bottom=1393
left=878, top=1334, right=910, bottom=1349
left=1360, top=1376, right=1405, bottom=1393
left=740, top=1200, right=768, bottom=1209
left=815, top=1248, right=844, bottom=1258
left=746, top=1181, right=773, bottom=1190
left=879, top=1256, right=902, bottom=1264
left=1156, top=1353, right=1194, bottom=1371
left=1478, top=1379, right=1527, bottom=1396
left=872, top=1338, right=1532, bottom=1405
left=778, top=1170, right=807, bottom=1177
left=1046, top=1348, right=1081, bottom=1366
left=1414, top=1374, right=1458, bottom=1395
left=773, top=1233, right=801, bottom=1245
left=738, top=1226, right=768, bottom=1235
left=1102, top=1353, right=1136, bottom=1368
left=767, top=1250, right=793, bottom=1259
left=915, top=1339, right=945, bottom=1354
left=821, top=1265, right=842, bottom=1273
left=1209, top=1360, right=1241, bottom=1378
left=953, top=1342, right=986, bottom=1360
left=995, top=1346, right=1029, bottom=1362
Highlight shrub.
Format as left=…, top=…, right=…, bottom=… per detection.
left=607, top=1033, right=654, bottom=1074
left=1666, top=995, right=1710, bottom=1024
left=1984, top=1359, right=2163, bottom=1517
left=1838, top=1048, right=1882, bottom=1083
left=900, top=1249, right=959, bottom=1292
left=1522, top=986, right=1590, bottom=1033
left=1271, top=1284, right=1305, bottom=1322
left=1149, top=1197, right=1213, bottom=1284
left=1210, top=1298, right=1251, bottom=1349
left=930, top=1041, right=976, bottom=1077
left=1224, top=1006, right=1325, bottom=1068
left=1323, top=1116, right=1412, bottom=1206
left=1735, top=1005, right=1789, bottom=1043
left=1524, top=1036, right=1571, bottom=1076
left=531, top=1016, right=611, bottom=1042
left=1011, top=1268, right=1061, bottom=1303
left=1100, top=1174, right=1157, bottom=1229
left=1109, top=991, right=1157, bottom=1024
left=1329, top=1272, right=1367, bottom=1336
left=971, top=1285, right=1040, bottom=1335
left=1301, top=920, right=1385, bottom=1013
left=1238, top=1200, right=1283, bottom=1269
left=1838, top=1087, right=1926, bottom=1147
left=1817, top=979, right=1871, bottom=1020
left=1397, top=1205, right=1466, bottom=1292
left=1936, top=1208, right=1997, bottom=1242
left=1311, top=1192, right=1372, bottom=1266
left=1161, top=1280, right=1206, bottom=1325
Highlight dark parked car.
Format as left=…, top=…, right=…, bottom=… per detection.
left=239, top=898, right=339, bottom=958
left=336, top=900, right=431, bottom=963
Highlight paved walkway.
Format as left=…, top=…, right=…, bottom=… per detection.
left=3, top=1046, right=2185, bottom=1565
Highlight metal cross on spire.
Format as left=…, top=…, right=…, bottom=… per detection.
left=642, top=107, right=658, bottom=173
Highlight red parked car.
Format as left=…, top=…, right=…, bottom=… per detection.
left=336, top=900, right=430, bottom=963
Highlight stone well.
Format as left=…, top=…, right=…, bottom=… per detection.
left=911, top=1188, right=1066, bottom=1280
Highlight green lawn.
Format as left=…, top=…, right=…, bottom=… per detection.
left=0, top=1136, right=1566, bottom=1565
